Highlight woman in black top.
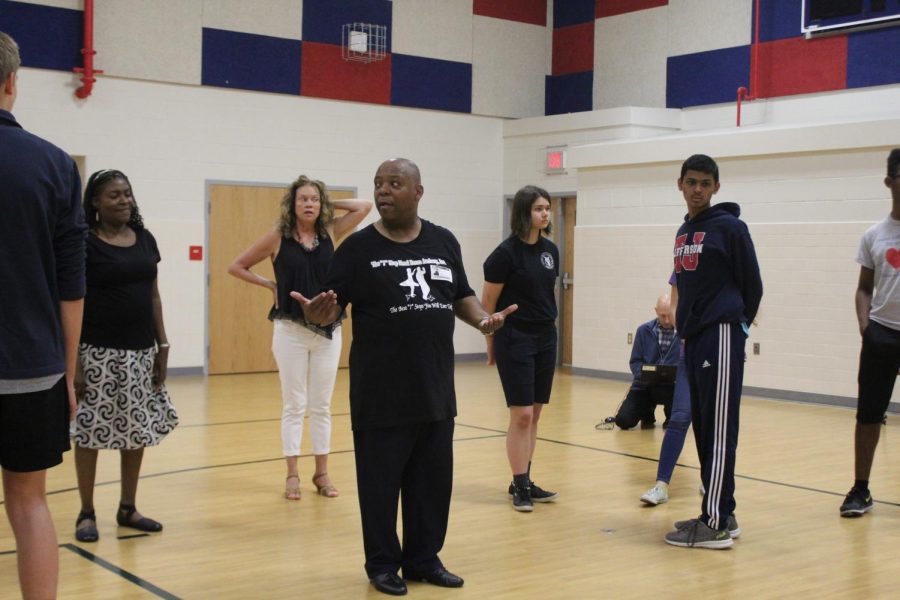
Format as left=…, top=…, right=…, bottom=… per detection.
left=73, top=170, right=178, bottom=542
left=229, top=175, right=370, bottom=500
left=482, top=185, right=560, bottom=513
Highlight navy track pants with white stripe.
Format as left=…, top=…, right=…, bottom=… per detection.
left=685, top=322, right=745, bottom=532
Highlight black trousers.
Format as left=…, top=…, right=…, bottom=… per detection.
left=353, top=418, right=454, bottom=578
left=686, top=322, right=745, bottom=532
left=614, top=384, right=674, bottom=429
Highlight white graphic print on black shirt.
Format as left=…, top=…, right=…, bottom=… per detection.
left=324, top=221, right=475, bottom=431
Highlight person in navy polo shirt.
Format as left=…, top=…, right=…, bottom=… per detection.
left=615, top=295, right=679, bottom=431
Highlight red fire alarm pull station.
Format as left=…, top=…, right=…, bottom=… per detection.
left=189, top=246, right=203, bottom=261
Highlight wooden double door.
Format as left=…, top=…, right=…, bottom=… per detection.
left=207, top=183, right=355, bottom=375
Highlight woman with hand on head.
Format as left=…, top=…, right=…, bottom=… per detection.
left=228, top=176, right=371, bottom=500
left=482, top=185, right=560, bottom=513
left=73, top=169, right=178, bottom=543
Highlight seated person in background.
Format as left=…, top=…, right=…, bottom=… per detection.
left=615, top=295, right=679, bottom=429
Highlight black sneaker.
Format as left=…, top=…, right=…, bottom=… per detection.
left=840, top=487, right=874, bottom=517
left=507, top=481, right=558, bottom=503
left=529, top=482, right=558, bottom=503
left=510, top=484, right=533, bottom=512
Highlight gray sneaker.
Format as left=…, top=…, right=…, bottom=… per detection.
left=640, top=485, right=668, bottom=506
left=665, top=519, right=733, bottom=549
left=674, top=515, right=740, bottom=539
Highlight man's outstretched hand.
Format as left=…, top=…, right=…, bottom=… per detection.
left=478, top=304, right=518, bottom=335
left=289, top=290, right=341, bottom=325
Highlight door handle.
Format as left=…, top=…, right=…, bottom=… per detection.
left=562, top=272, right=574, bottom=290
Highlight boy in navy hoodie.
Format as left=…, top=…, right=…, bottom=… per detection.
left=664, top=154, right=762, bottom=549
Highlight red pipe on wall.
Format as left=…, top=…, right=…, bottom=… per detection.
left=73, top=0, right=102, bottom=99
left=737, top=0, right=762, bottom=126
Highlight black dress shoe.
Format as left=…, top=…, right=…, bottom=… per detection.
left=404, top=567, right=464, bottom=588
left=370, top=572, right=407, bottom=596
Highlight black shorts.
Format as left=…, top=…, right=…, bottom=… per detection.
left=0, top=377, right=71, bottom=472
left=493, top=324, right=557, bottom=407
left=857, top=320, right=900, bottom=424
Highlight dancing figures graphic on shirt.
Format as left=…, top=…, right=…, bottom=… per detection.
left=400, top=266, right=434, bottom=301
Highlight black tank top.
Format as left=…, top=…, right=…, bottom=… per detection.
left=268, top=235, right=340, bottom=337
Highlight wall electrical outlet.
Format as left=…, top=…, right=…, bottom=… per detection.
left=627, top=333, right=633, bottom=344
left=753, top=342, right=760, bottom=355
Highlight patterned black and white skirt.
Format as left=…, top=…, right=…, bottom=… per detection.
left=73, top=343, right=179, bottom=450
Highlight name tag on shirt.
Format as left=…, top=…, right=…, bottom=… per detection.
left=431, top=264, right=453, bottom=282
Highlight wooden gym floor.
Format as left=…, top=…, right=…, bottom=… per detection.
left=0, top=362, right=897, bottom=599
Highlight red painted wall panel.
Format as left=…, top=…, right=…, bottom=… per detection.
left=596, top=0, right=667, bottom=19
left=300, top=42, right=391, bottom=105
left=552, top=22, right=594, bottom=75
left=756, top=36, right=848, bottom=98
left=474, top=0, right=547, bottom=26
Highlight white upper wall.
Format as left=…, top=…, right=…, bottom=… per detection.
left=594, top=7, right=668, bottom=110
left=15, top=68, right=503, bottom=369
left=95, top=0, right=202, bottom=84
left=13, top=0, right=79, bottom=7
left=11, top=1, right=900, bottom=405
left=472, top=16, right=546, bottom=118
left=392, top=0, right=473, bottom=63
left=503, top=84, right=900, bottom=404
left=666, top=0, right=751, bottom=56
left=201, top=0, right=303, bottom=40
left=505, top=85, right=900, bottom=196
left=503, top=107, right=681, bottom=195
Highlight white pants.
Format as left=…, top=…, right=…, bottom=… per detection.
left=271, top=320, right=342, bottom=457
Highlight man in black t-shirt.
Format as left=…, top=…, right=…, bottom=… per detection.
left=293, top=158, right=515, bottom=596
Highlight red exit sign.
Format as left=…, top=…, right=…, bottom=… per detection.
left=544, top=147, right=566, bottom=173
left=189, top=245, right=203, bottom=261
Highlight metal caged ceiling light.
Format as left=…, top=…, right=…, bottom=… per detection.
left=341, top=22, right=387, bottom=63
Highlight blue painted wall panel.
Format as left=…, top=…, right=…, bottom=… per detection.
left=202, top=28, right=301, bottom=95
left=846, top=26, right=900, bottom=88
left=545, top=71, right=593, bottom=115
left=666, top=45, right=750, bottom=108
left=553, top=0, right=595, bottom=27
left=0, top=0, right=81, bottom=72
left=391, top=54, right=471, bottom=113
left=758, top=0, right=804, bottom=42
left=302, top=0, right=392, bottom=50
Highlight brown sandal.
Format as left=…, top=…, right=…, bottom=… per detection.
left=284, top=475, right=301, bottom=500
left=312, top=472, right=339, bottom=498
